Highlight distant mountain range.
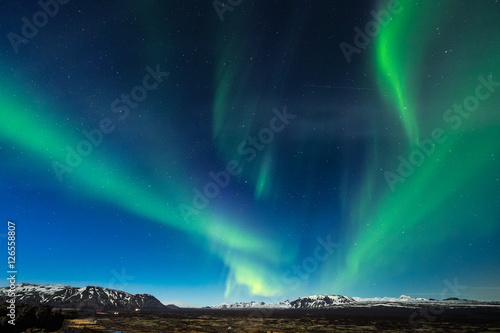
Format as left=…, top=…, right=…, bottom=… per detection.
left=0, top=283, right=176, bottom=312
left=211, top=294, right=500, bottom=309
left=1, top=284, right=498, bottom=311
left=213, top=295, right=355, bottom=309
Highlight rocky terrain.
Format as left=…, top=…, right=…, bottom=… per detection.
left=0, top=283, right=173, bottom=312
left=1, top=284, right=498, bottom=332
left=211, top=293, right=500, bottom=310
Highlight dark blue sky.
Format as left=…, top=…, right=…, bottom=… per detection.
left=1, top=0, right=499, bottom=306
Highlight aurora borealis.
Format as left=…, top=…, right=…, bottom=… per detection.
left=1, top=0, right=499, bottom=306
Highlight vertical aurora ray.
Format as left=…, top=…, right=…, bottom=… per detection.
left=212, top=10, right=255, bottom=153
left=255, top=149, right=274, bottom=200
left=330, top=1, right=500, bottom=294
left=375, top=1, right=449, bottom=144
left=211, top=2, right=304, bottom=204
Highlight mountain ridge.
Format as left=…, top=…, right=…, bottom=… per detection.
left=2, top=284, right=499, bottom=311
left=0, top=283, right=176, bottom=312
left=211, top=294, right=500, bottom=309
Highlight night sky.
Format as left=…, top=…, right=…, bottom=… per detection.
left=1, top=0, right=499, bottom=306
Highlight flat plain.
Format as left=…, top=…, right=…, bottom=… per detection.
left=61, top=307, right=500, bottom=332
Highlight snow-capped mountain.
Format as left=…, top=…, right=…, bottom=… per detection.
left=0, top=283, right=170, bottom=312
left=212, top=295, right=355, bottom=309
left=211, top=294, right=500, bottom=309
left=352, top=295, right=428, bottom=302
left=290, top=295, right=354, bottom=308
left=215, top=301, right=268, bottom=309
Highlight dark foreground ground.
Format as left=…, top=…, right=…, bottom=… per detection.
left=60, top=306, right=500, bottom=333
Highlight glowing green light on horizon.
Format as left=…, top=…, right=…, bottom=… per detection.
left=0, top=78, right=292, bottom=298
